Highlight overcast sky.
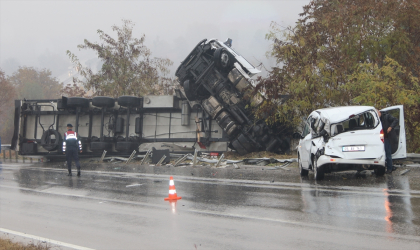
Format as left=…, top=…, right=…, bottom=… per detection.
left=0, top=0, right=310, bottom=83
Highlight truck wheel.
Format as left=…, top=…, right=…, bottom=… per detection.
left=90, top=142, right=113, bottom=152
left=67, top=97, right=90, bottom=108
left=118, top=96, right=141, bottom=107
left=214, top=48, right=232, bottom=70
left=237, top=134, right=254, bottom=152
left=92, top=97, right=115, bottom=108
left=232, top=138, right=249, bottom=155
left=313, top=157, right=324, bottom=180
left=374, top=166, right=385, bottom=176
left=41, top=129, right=62, bottom=151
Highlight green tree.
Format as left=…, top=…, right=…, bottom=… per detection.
left=260, top=0, right=420, bottom=152
left=67, top=19, right=173, bottom=98
left=347, top=57, right=420, bottom=152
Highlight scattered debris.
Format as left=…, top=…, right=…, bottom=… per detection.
left=356, top=170, right=369, bottom=176
left=96, top=150, right=297, bottom=170
left=126, top=183, right=143, bottom=188
left=400, top=169, right=411, bottom=175
left=266, top=162, right=292, bottom=171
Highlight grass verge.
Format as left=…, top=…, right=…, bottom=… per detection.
left=0, top=238, right=52, bottom=250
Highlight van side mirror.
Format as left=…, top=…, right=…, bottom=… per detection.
left=292, top=132, right=302, bottom=139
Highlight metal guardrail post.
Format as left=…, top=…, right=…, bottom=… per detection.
left=126, top=150, right=136, bottom=164
left=8, top=150, right=11, bottom=160
left=140, top=149, right=151, bottom=165
left=174, top=154, right=189, bottom=167
left=215, top=153, right=224, bottom=168
left=100, top=150, right=107, bottom=162
left=15, top=151, right=18, bottom=162
left=193, top=149, right=198, bottom=166
left=156, top=155, right=166, bottom=166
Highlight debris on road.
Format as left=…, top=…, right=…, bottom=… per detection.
left=126, top=183, right=143, bottom=188
left=96, top=149, right=297, bottom=170
left=400, top=169, right=411, bottom=175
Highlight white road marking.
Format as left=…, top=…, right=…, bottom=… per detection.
left=126, top=183, right=143, bottom=187
left=0, top=228, right=95, bottom=250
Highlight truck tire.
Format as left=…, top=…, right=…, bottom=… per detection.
left=232, top=138, right=249, bottom=155
left=92, top=96, right=115, bottom=108
left=214, top=48, right=232, bottom=70
left=237, top=134, right=254, bottom=152
left=90, top=142, right=113, bottom=152
left=41, top=129, right=62, bottom=151
left=118, top=96, right=141, bottom=107
left=116, top=141, right=139, bottom=153
left=67, top=97, right=90, bottom=108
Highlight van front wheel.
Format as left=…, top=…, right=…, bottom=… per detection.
left=299, top=155, right=308, bottom=176
left=313, top=157, right=324, bottom=180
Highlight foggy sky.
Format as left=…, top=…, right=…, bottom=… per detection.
left=0, top=0, right=310, bottom=83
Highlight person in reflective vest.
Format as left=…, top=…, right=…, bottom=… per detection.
left=63, top=123, right=82, bottom=176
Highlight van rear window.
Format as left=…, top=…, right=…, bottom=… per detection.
left=330, top=110, right=379, bottom=136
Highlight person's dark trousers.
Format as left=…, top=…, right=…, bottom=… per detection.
left=66, top=148, right=81, bottom=173
left=384, top=138, right=393, bottom=172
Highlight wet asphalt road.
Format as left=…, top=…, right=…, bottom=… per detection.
left=0, top=161, right=420, bottom=249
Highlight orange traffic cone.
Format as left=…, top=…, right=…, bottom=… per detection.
left=164, top=176, right=182, bottom=201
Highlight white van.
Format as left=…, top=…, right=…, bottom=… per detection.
left=296, top=105, right=406, bottom=180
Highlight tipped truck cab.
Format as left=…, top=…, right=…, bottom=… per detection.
left=297, top=105, right=406, bottom=180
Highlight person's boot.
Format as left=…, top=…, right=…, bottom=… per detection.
left=67, top=172, right=72, bottom=176
left=77, top=171, right=81, bottom=177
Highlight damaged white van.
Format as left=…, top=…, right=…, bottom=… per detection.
left=296, top=105, right=406, bottom=180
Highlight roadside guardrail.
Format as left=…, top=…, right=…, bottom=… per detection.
left=1, top=144, right=32, bottom=163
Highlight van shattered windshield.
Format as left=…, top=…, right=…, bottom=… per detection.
left=330, top=110, right=379, bottom=136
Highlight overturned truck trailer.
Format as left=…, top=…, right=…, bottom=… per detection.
left=10, top=95, right=229, bottom=158
left=175, top=38, right=290, bottom=155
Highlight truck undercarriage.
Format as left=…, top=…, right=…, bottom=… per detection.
left=175, top=38, right=291, bottom=155
left=11, top=95, right=229, bottom=158
left=10, top=38, right=292, bottom=158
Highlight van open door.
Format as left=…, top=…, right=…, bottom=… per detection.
left=380, top=105, right=406, bottom=160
